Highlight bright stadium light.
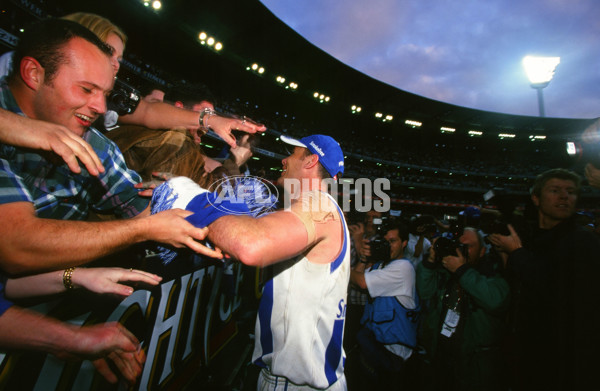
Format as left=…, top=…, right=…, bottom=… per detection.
left=198, top=32, right=223, bottom=52
left=498, top=133, right=516, bottom=139
left=522, top=56, right=560, bottom=117
left=351, top=105, right=362, bottom=114
left=405, top=119, right=422, bottom=128
left=529, top=135, right=547, bottom=141
left=246, top=63, right=265, bottom=76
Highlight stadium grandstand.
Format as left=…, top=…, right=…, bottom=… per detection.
left=2, top=0, right=598, bottom=216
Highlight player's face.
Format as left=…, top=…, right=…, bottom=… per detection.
left=278, top=147, right=306, bottom=186
left=33, top=38, right=113, bottom=136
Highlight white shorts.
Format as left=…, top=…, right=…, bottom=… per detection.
left=257, top=368, right=347, bottom=391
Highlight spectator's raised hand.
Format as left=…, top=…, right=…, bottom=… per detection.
left=0, top=108, right=104, bottom=176
left=59, top=322, right=145, bottom=384
left=134, top=171, right=175, bottom=197
left=487, top=224, right=522, bottom=254
left=4, top=267, right=160, bottom=299
left=426, top=237, right=438, bottom=264
left=205, top=112, right=266, bottom=149
left=144, top=208, right=223, bottom=259
left=71, top=267, right=162, bottom=296
left=584, top=163, right=600, bottom=189
left=229, top=134, right=254, bottom=166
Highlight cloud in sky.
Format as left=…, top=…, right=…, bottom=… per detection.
left=261, top=0, right=600, bottom=118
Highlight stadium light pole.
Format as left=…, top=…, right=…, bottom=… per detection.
left=522, top=56, right=560, bottom=117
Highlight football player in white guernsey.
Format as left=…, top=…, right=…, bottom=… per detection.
left=203, top=134, right=350, bottom=390
left=149, top=134, right=349, bottom=389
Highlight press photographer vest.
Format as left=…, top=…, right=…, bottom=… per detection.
left=361, top=261, right=420, bottom=348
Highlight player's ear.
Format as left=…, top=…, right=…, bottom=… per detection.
left=304, top=154, right=319, bottom=170
left=20, top=57, right=45, bottom=91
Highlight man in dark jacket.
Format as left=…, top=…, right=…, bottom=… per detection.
left=488, top=168, right=600, bottom=390
left=417, top=227, right=509, bottom=391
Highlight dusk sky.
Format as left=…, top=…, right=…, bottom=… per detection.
left=260, top=0, right=600, bottom=119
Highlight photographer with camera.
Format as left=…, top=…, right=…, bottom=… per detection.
left=349, top=219, right=419, bottom=389
left=345, top=210, right=382, bottom=355
left=487, top=168, right=600, bottom=390
left=416, top=227, right=509, bottom=391
left=405, top=215, right=435, bottom=267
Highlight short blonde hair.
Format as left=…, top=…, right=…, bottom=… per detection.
left=62, top=12, right=127, bottom=48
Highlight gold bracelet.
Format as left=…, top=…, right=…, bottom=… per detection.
left=63, top=267, right=75, bottom=290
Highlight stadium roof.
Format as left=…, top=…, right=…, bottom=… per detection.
left=54, top=0, right=596, bottom=141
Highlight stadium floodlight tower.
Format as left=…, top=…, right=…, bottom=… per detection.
left=522, top=55, right=560, bottom=117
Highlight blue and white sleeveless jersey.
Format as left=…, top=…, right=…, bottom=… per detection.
left=253, top=192, right=351, bottom=389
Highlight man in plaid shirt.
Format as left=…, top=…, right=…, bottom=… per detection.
left=0, top=19, right=220, bottom=276
left=0, top=18, right=216, bottom=384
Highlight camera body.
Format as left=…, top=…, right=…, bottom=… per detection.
left=481, top=188, right=519, bottom=240
left=411, top=214, right=436, bottom=236
left=433, top=236, right=468, bottom=263
left=433, top=216, right=467, bottom=263
left=108, top=78, right=141, bottom=116
left=485, top=219, right=511, bottom=236
left=367, top=216, right=391, bottom=263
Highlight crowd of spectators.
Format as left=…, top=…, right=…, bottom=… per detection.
left=0, top=13, right=263, bottom=386
left=0, top=3, right=599, bottom=390
left=191, top=90, right=600, bottom=212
